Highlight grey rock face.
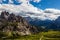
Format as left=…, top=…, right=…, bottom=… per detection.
left=0, top=11, right=38, bottom=37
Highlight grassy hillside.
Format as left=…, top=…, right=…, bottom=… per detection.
left=0, top=31, right=60, bottom=40
left=41, top=31, right=60, bottom=40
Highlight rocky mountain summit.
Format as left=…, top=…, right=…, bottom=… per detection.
left=0, top=11, right=38, bottom=38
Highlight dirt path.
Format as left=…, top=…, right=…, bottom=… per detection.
left=40, top=36, right=43, bottom=40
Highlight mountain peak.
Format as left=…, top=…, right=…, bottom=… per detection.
left=0, top=11, right=38, bottom=37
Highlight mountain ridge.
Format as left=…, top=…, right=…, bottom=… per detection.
left=0, top=11, right=38, bottom=38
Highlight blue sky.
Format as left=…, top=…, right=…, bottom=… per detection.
left=30, top=0, right=60, bottom=10
left=0, top=0, right=60, bottom=10
left=1, top=0, right=21, bottom=4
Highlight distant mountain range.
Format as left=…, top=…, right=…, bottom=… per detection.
left=24, top=16, right=60, bottom=31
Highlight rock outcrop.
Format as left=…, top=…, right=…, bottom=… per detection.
left=0, top=11, right=38, bottom=38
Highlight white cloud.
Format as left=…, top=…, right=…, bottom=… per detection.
left=0, top=0, right=60, bottom=21
left=0, top=0, right=43, bottom=15
left=9, top=0, right=14, bottom=4
left=32, top=0, right=41, bottom=3
left=44, top=8, right=60, bottom=14
left=0, top=4, right=43, bottom=13
left=26, top=8, right=60, bottom=20
left=8, top=0, right=41, bottom=4
left=0, top=0, right=43, bottom=13
left=17, top=0, right=29, bottom=4
left=17, top=0, right=41, bottom=3
left=42, top=8, right=60, bottom=20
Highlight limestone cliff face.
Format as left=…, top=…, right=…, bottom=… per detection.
left=0, top=11, right=38, bottom=37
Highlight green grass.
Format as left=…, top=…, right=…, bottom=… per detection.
left=0, top=33, right=42, bottom=40
left=41, top=31, right=60, bottom=40
left=0, top=31, right=60, bottom=40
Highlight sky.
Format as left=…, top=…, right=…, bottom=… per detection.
left=30, top=0, right=60, bottom=10
left=0, top=0, right=60, bottom=20
left=0, top=0, right=60, bottom=10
